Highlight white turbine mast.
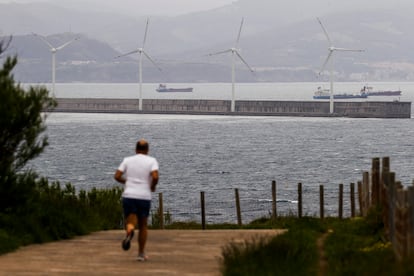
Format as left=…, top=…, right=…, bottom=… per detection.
left=33, top=33, right=80, bottom=97
left=317, top=17, right=364, bottom=114
left=207, top=17, right=254, bottom=112
left=115, top=18, right=161, bottom=111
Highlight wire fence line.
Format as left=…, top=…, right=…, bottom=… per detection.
left=150, top=178, right=363, bottom=226
left=149, top=156, right=414, bottom=262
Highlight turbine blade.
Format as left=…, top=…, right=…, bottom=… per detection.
left=207, top=49, right=232, bottom=56
left=235, top=17, right=244, bottom=48
left=319, top=51, right=333, bottom=74
left=142, top=18, right=149, bottom=48
left=55, top=36, right=80, bottom=51
left=114, top=49, right=139, bottom=59
left=317, top=17, right=332, bottom=45
left=33, top=33, right=54, bottom=49
left=235, top=51, right=254, bottom=72
left=143, top=50, right=162, bottom=71
left=333, top=47, right=364, bottom=52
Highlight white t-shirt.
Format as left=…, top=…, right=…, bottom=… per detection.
left=117, top=154, right=159, bottom=200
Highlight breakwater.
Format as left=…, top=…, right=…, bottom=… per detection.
left=53, top=98, right=412, bottom=118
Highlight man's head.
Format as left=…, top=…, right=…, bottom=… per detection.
left=136, top=139, right=149, bottom=154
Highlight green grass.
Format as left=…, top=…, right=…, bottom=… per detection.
left=219, top=216, right=323, bottom=276
left=218, top=211, right=414, bottom=275
left=220, top=227, right=319, bottom=276
left=323, top=210, right=414, bottom=275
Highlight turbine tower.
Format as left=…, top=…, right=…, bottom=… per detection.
left=208, top=18, right=254, bottom=112
left=317, top=18, right=364, bottom=114
left=33, top=33, right=79, bottom=97
left=115, top=18, right=161, bottom=111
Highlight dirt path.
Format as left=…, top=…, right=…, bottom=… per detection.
left=317, top=230, right=333, bottom=276
left=0, top=229, right=283, bottom=275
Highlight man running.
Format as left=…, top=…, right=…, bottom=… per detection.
left=114, top=139, right=159, bottom=261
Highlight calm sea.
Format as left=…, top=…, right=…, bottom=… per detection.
left=29, top=82, right=414, bottom=223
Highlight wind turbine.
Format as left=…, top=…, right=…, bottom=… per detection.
left=207, top=18, right=254, bottom=112
left=115, top=18, right=161, bottom=111
left=33, top=33, right=79, bottom=97
left=317, top=18, right=364, bottom=114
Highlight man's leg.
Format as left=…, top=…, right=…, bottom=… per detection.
left=122, top=198, right=137, bottom=236
left=125, top=213, right=137, bottom=235
left=121, top=213, right=137, bottom=251
left=137, top=216, right=148, bottom=256
left=121, top=213, right=137, bottom=250
left=121, top=198, right=137, bottom=251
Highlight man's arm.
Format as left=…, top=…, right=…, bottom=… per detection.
left=150, top=170, right=159, bottom=192
left=114, top=170, right=126, bottom=184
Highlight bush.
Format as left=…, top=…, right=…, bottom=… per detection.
left=0, top=38, right=55, bottom=215
left=220, top=217, right=321, bottom=276
left=0, top=174, right=123, bottom=254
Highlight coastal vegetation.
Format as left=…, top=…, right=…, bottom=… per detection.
left=219, top=210, right=414, bottom=275
left=0, top=41, right=123, bottom=254
left=0, top=182, right=123, bottom=255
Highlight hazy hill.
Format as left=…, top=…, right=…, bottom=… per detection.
left=1, top=1, right=414, bottom=82
left=4, top=33, right=142, bottom=83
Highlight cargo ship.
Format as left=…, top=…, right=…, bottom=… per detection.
left=360, top=85, right=401, bottom=96
left=313, top=87, right=368, bottom=99
left=156, top=84, right=193, bottom=92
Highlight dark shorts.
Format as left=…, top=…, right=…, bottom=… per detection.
left=122, top=197, right=151, bottom=219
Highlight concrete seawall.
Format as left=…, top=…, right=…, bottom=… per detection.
left=53, top=98, right=412, bottom=118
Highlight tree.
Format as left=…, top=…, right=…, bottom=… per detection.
left=0, top=38, right=56, bottom=212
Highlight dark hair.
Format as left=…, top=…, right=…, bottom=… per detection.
left=136, top=140, right=149, bottom=152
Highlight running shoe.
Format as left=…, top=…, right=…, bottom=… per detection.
left=121, top=230, right=134, bottom=251
left=137, top=253, right=148, bottom=262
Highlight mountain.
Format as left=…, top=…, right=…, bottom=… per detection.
left=3, top=33, right=139, bottom=83
left=1, top=1, right=414, bottom=82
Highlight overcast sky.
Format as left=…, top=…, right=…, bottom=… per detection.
left=1, top=0, right=413, bottom=16
left=1, top=0, right=413, bottom=26
left=0, top=0, right=236, bottom=15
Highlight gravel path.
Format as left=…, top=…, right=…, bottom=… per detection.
left=0, top=229, right=284, bottom=275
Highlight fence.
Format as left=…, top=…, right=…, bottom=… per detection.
left=152, top=179, right=360, bottom=228
left=359, top=157, right=414, bottom=260
left=150, top=156, right=413, bottom=260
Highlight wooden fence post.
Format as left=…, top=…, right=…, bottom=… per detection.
left=381, top=159, right=394, bottom=243
left=362, top=172, right=371, bottom=216
left=358, top=181, right=363, bottom=216
left=350, top=183, right=355, bottom=218
left=408, top=186, right=414, bottom=256
left=159, top=192, right=164, bottom=229
left=298, top=182, right=302, bottom=218
left=320, top=185, right=324, bottom=220
left=235, top=188, right=242, bottom=226
left=200, top=191, right=206, bottom=230
left=395, top=185, right=408, bottom=260
left=381, top=156, right=391, bottom=205
left=362, top=171, right=370, bottom=216
left=339, top=184, right=343, bottom=219
left=382, top=156, right=390, bottom=173
left=272, top=180, right=277, bottom=219
left=389, top=172, right=396, bottom=246
left=372, top=157, right=380, bottom=205
left=382, top=171, right=391, bottom=240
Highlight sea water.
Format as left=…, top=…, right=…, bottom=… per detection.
left=29, top=82, right=414, bottom=223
